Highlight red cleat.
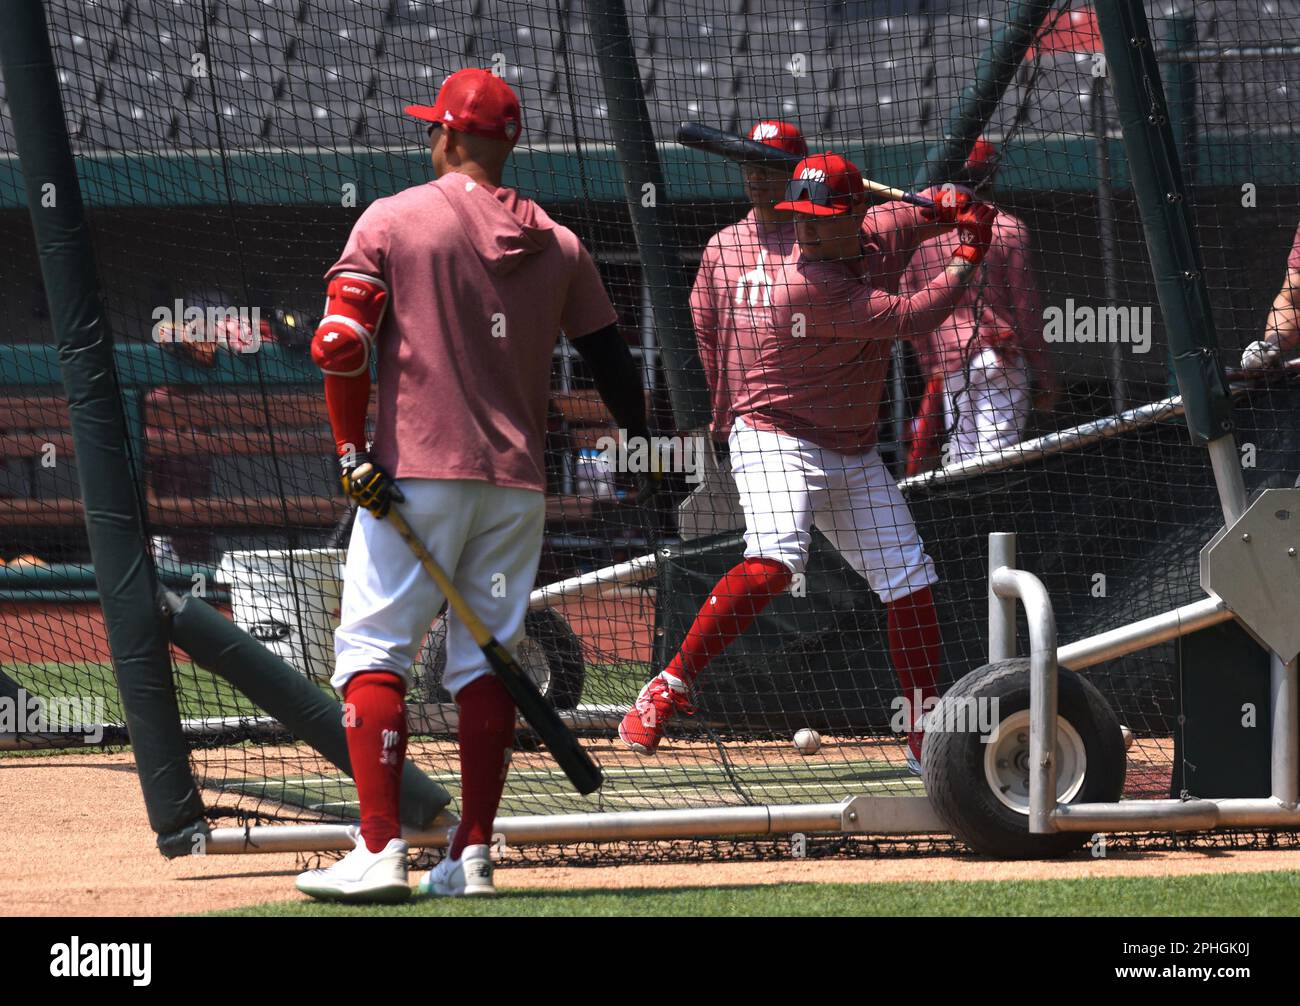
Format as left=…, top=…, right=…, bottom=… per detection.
left=618, top=675, right=695, bottom=755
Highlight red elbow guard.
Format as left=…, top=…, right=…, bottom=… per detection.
left=311, top=271, right=389, bottom=377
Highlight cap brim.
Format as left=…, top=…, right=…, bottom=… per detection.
left=404, top=104, right=441, bottom=123
left=773, top=199, right=850, bottom=216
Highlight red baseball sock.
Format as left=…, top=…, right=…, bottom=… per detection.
left=664, top=556, right=793, bottom=685
left=886, top=585, right=943, bottom=734
left=342, top=671, right=408, bottom=853
left=450, top=674, right=515, bottom=860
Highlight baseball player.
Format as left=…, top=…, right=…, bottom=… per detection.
left=900, top=139, right=1060, bottom=474
left=295, top=69, right=651, bottom=901
left=1241, top=221, right=1300, bottom=370
left=692, top=120, right=808, bottom=444
left=619, top=153, right=998, bottom=771
left=692, top=120, right=975, bottom=443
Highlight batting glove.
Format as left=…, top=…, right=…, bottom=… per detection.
left=952, top=201, right=998, bottom=263
left=340, top=450, right=405, bottom=519
left=920, top=183, right=974, bottom=225
left=1240, top=339, right=1282, bottom=371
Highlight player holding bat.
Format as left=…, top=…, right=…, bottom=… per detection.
left=296, top=69, right=650, bottom=902
left=691, top=120, right=973, bottom=443
left=619, top=152, right=997, bottom=772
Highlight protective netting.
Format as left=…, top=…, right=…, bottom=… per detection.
left=3, top=1, right=1300, bottom=846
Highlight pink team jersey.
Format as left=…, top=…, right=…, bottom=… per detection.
left=1287, top=222, right=1300, bottom=272
left=690, top=202, right=936, bottom=439
left=899, top=210, right=1050, bottom=387
left=690, top=212, right=798, bottom=438
left=329, top=172, right=617, bottom=492
left=733, top=240, right=972, bottom=454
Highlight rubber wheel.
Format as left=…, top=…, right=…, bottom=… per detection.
left=416, top=607, right=585, bottom=710
left=924, top=658, right=1126, bottom=858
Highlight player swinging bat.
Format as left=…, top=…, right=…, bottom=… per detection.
left=296, top=69, right=654, bottom=902
left=619, top=140, right=998, bottom=774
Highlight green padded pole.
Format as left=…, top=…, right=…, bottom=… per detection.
left=1094, top=0, right=1236, bottom=448
left=0, top=0, right=206, bottom=845
left=913, top=0, right=1056, bottom=189
left=585, top=0, right=711, bottom=431
left=162, top=593, right=451, bottom=834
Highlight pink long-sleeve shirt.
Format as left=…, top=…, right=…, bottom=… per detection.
left=899, top=210, right=1052, bottom=389
left=690, top=202, right=940, bottom=438
left=731, top=238, right=976, bottom=454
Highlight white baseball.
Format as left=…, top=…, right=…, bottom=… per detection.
left=793, top=728, right=822, bottom=755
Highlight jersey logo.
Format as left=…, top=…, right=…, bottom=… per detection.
left=735, top=250, right=772, bottom=308
left=380, top=728, right=401, bottom=765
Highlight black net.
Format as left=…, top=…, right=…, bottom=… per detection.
left=2, top=0, right=1300, bottom=848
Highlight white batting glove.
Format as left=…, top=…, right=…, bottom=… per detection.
left=1240, top=340, right=1281, bottom=371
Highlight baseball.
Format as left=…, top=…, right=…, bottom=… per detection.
left=793, top=728, right=822, bottom=755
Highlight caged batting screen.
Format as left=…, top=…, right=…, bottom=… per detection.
left=2, top=0, right=1300, bottom=849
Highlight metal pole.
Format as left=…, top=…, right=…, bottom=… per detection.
left=1207, top=435, right=1248, bottom=524
left=988, top=532, right=1017, bottom=662
left=1091, top=74, right=1128, bottom=415
left=200, top=796, right=944, bottom=853
left=991, top=566, right=1057, bottom=835
left=1056, top=595, right=1231, bottom=671
left=1271, top=654, right=1299, bottom=808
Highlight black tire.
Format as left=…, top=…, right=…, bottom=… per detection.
left=415, top=607, right=585, bottom=710
left=521, top=607, right=586, bottom=710
left=924, top=658, right=1126, bottom=858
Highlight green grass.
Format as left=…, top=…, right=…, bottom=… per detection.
left=2, top=660, right=266, bottom=725
left=212, top=870, right=1300, bottom=917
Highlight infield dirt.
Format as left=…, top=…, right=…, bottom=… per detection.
left=4, top=750, right=1300, bottom=916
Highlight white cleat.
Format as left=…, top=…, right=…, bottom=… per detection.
left=905, top=748, right=923, bottom=777
left=295, top=828, right=411, bottom=904
left=416, top=843, right=497, bottom=898
left=1121, top=725, right=1134, bottom=751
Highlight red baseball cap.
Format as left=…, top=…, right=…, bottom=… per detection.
left=405, top=68, right=522, bottom=144
left=774, top=153, right=865, bottom=216
left=748, top=120, right=808, bottom=159
left=964, top=138, right=998, bottom=176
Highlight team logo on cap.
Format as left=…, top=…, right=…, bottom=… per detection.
left=798, top=166, right=827, bottom=183
left=751, top=122, right=780, bottom=140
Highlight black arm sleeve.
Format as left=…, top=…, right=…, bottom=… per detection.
left=569, top=323, right=650, bottom=441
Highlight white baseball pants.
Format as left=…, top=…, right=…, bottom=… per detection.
left=945, top=346, right=1030, bottom=463
left=728, top=417, right=937, bottom=603
left=332, top=478, right=545, bottom=698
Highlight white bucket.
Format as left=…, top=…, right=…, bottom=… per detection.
left=216, top=548, right=346, bottom=682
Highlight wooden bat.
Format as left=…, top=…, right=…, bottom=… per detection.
left=675, top=121, right=934, bottom=208
left=385, top=506, right=604, bottom=795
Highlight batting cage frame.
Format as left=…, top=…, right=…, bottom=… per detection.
left=2, top=0, right=1299, bottom=861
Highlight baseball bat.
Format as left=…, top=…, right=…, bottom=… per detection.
left=674, top=121, right=934, bottom=208
left=385, top=506, right=604, bottom=796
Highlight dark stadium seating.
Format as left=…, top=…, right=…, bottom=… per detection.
left=5, top=1, right=1293, bottom=157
